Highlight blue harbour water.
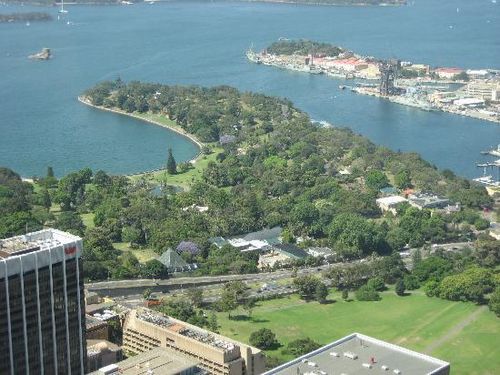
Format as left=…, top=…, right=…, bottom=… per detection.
left=0, top=0, right=499, bottom=177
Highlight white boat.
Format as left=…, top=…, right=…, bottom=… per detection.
left=473, top=175, right=500, bottom=187
left=58, top=0, right=68, bottom=14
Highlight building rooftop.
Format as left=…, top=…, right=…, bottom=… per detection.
left=87, top=339, right=121, bottom=356
left=273, top=243, right=308, bottom=259
left=264, top=333, right=449, bottom=375
left=376, top=196, right=408, bottom=206
left=240, top=226, right=282, bottom=244
left=408, top=193, right=450, bottom=209
left=0, top=229, right=81, bottom=259
left=136, top=309, right=236, bottom=351
left=86, top=314, right=109, bottom=331
left=90, top=347, right=198, bottom=375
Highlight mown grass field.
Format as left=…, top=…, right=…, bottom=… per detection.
left=215, top=289, right=499, bottom=375
left=113, top=242, right=158, bottom=263
left=129, top=112, right=220, bottom=189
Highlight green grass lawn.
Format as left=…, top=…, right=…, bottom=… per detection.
left=113, top=242, right=158, bottom=263
left=81, top=212, right=95, bottom=229
left=127, top=112, right=223, bottom=190
left=215, top=290, right=499, bottom=375
left=148, top=148, right=222, bottom=189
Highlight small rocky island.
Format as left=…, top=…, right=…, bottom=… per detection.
left=29, top=48, right=51, bottom=61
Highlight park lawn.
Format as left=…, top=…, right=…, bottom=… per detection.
left=129, top=112, right=224, bottom=189
left=81, top=213, right=95, bottom=229
left=150, top=148, right=222, bottom=189
left=433, top=308, right=499, bottom=375
left=215, top=291, right=498, bottom=374
left=113, top=242, right=158, bottom=264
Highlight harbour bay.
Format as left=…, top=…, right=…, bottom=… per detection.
left=0, top=0, right=499, bottom=178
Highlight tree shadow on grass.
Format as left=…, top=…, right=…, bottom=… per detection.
left=267, top=342, right=283, bottom=351
left=251, top=318, right=269, bottom=323
left=230, top=314, right=251, bottom=321
left=229, top=315, right=269, bottom=323
left=321, top=299, right=337, bottom=305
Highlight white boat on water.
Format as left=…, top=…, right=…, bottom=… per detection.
left=246, top=48, right=261, bottom=64
left=58, top=0, right=68, bottom=13
left=473, top=175, right=500, bottom=187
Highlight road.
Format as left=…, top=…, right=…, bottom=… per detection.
left=85, top=264, right=331, bottom=298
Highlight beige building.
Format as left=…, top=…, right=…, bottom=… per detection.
left=258, top=250, right=291, bottom=269
left=123, top=309, right=265, bottom=375
left=90, top=347, right=198, bottom=375
left=466, top=81, right=500, bottom=101
left=87, top=339, right=123, bottom=373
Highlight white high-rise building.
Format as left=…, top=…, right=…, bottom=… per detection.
left=0, top=229, right=87, bottom=375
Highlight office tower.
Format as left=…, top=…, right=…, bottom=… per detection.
left=0, top=229, right=86, bottom=375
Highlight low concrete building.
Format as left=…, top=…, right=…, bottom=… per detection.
left=376, top=195, right=408, bottom=215
left=87, top=339, right=123, bottom=373
left=258, top=251, right=291, bottom=269
left=264, top=333, right=450, bottom=375
left=86, top=315, right=109, bottom=340
left=408, top=193, right=450, bottom=210
left=123, top=309, right=265, bottom=375
left=90, top=347, right=198, bottom=375
left=86, top=290, right=102, bottom=305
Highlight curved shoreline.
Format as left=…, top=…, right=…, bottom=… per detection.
left=78, top=96, right=203, bottom=176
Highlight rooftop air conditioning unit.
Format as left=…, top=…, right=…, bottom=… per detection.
left=344, top=352, right=358, bottom=360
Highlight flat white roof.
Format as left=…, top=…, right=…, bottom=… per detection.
left=376, top=196, right=407, bottom=206
left=264, top=333, right=449, bottom=375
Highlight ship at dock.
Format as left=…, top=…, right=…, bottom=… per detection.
left=474, top=146, right=500, bottom=194
left=246, top=47, right=261, bottom=64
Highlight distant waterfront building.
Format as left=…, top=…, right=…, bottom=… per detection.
left=466, top=81, right=500, bottom=101
left=453, top=97, right=485, bottom=108
left=264, top=333, right=450, bottom=375
left=122, top=308, right=265, bottom=375
left=433, top=67, right=464, bottom=80
left=0, top=229, right=86, bottom=375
